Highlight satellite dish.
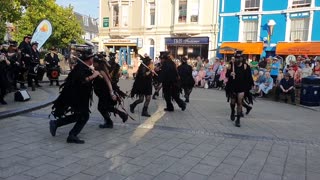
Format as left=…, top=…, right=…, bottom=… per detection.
left=286, top=55, right=296, bottom=65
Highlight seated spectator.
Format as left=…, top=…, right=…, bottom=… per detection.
left=257, top=71, right=266, bottom=84
left=294, top=67, right=302, bottom=85
left=258, top=58, right=267, bottom=72
left=288, top=66, right=295, bottom=78
left=195, top=67, right=206, bottom=87
left=192, top=67, right=198, bottom=80
left=204, top=66, right=214, bottom=88
left=276, top=70, right=284, bottom=87
left=213, top=61, right=223, bottom=88
left=250, top=57, right=259, bottom=74
left=203, top=59, right=210, bottom=72
left=257, top=72, right=273, bottom=97
left=219, top=61, right=227, bottom=90
left=270, top=57, right=281, bottom=83
left=252, top=70, right=260, bottom=93
left=301, top=61, right=313, bottom=78
left=275, top=73, right=295, bottom=104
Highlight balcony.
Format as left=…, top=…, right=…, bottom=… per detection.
left=108, top=27, right=131, bottom=38
left=171, top=24, right=212, bottom=35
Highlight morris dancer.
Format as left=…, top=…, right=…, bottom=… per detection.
left=225, top=54, right=254, bottom=127
left=49, top=48, right=100, bottom=144
left=92, top=54, right=128, bottom=129
left=130, top=55, right=153, bottom=117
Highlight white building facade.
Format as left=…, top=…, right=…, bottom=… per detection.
left=99, top=0, right=219, bottom=65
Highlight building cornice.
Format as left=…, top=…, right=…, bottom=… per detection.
left=220, top=7, right=320, bottom=17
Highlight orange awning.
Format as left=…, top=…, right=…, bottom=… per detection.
left=219, top=42, right=264, bottom=55
left=276, top=42, right=320, bottom=55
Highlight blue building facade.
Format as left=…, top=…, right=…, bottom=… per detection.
left=217, top=0, right=320, bottom=58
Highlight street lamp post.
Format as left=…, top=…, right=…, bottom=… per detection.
left=267, top=20, right=276, bottom=46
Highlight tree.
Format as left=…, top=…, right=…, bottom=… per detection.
left=13, top=0, right=83, bottom=48
left=0, top=0, right=34, bottom=40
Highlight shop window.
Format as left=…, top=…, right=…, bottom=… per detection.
left=113, top=5, right=119, bottom=27
left=244, top=0, right=260, bottom=11
left=122, top=6, right=129, bottom=27
left=292, top=0, right=311, bottom=8
left=178, top=0, right=187, bottom=23
left=243, top=20, right=258, bottom=42
left=290, top=18, right=309, bottom=41
left=190, top=0, right=199, bottom=22
left=150, top=3, right=155, bottom=26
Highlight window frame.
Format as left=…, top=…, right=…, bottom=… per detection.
left=112, top=5, right=119, bottom=27
left=242, top=20, right=259, bottom=42
left=149, top=3, right=156, bottom=26
left=292, top=0, right=311, bottom=8
left=190, top=0, right=199, bottom=23
left=290, top=18, right=310, bottom=41
left=244, top=0, right=260, bottom=11
left=178, top=0, right=187, bottom=23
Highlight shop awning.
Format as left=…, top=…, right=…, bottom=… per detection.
left=219, top=42, right=264, bottom=54
left=276, top=42, right=320, bottom=55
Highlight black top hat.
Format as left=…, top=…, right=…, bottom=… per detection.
left=93, top=53, right=107, bottom=62
left=159, top=51, right=170, bottom=59
left=141, top=55, right=152, bottom=63
left=24, top=34, right=32, bottom=39
left=9, top=41, right=18, bottom=47
left=99, top=51, right=107, bottom=57
left=77, top=48, right=94, bottom=60
left=31, top=41, right=39, bottom=46
left=109, top=52, right=116, bottom=60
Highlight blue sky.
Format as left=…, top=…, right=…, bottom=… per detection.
left=55, top=0, right=99, bottom=18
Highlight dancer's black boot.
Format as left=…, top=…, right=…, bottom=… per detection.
left=152, top=92, right=157, bottom=100
left=243, top=103, right=252, bottom=115
left=99, top=117, right=113, bottom=129
left=235, top=114, right=241, bottom=127
left=130, top=102, right=137, bottom=113
left=230, top=104, right=235, bottom=121
left=116, top=109, right=128, bottom=123
left=141, top=106, right=151, bottom=117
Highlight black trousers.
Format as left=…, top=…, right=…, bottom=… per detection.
left=163, top=84, right=185, bottom=110
left=97, top=98, right=115, bottom=122
left=275, top=87, right=295, bottom=102
left=27, top=74, right=39, bottom=86
left=56, top=112, right=90, bottom=136
left=182, top=86, right=193, bottom=100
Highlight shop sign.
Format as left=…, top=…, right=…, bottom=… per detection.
left=290, top=12, right=309, bottom=19
left=103, top=38, right=137, bottom=44
left=103, top=17, right=109, bottom=27
left=165, top=37, right=209, bottom=45
left=242, top=15, right=258, bottom=21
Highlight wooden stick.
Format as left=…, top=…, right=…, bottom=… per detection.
left=140, top=60, right=158, bottom=76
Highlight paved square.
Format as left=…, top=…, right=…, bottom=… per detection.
left=1, top=80, right=320, bottom=179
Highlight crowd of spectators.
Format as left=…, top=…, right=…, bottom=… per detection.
left=189, top=55, right=320, bottom=105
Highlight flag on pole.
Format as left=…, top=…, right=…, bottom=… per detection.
left=31, top=19, right=53, bottom=50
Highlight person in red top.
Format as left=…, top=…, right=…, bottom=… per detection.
left=314, top=60, right=320, bottom=76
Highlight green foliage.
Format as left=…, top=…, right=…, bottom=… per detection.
left=10, top=0, right=83, bottom=48
left=0, top=0, right=26, bottom=40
